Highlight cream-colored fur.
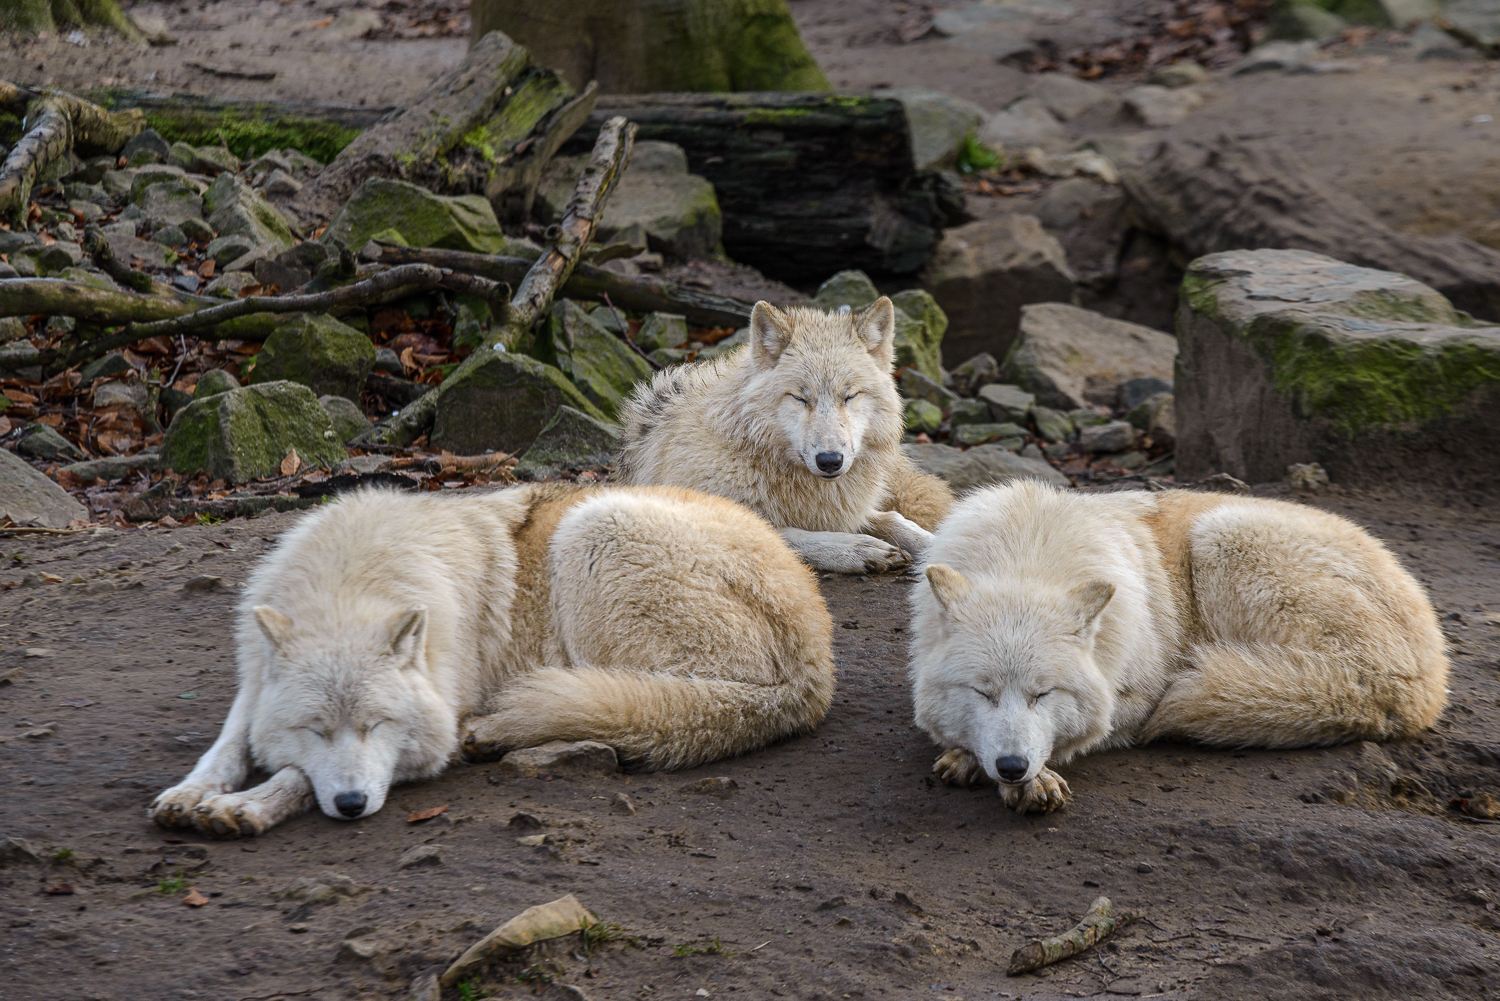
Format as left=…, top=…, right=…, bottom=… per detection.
left=150, top=485, right=834, bottom=837
left=910, top=481, right=1449, bottom=813
left=614, top=298, right=954, bottom=574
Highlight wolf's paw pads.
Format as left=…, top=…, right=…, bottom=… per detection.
left=933, top=747, right=986, bottom=786
left=852, top=535, right=906, bottom=573
left=149, top=786, right=211, bottom=829
left=1001, top=768, right=1071, bottom=813
left=192, top=794, right=265, bottom=839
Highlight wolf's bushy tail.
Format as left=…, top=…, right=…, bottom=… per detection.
left=1138, top=640, right=1448, bottom=749
left=475, top=661, right=836, bottom=771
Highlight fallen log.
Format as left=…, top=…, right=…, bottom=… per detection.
left=357, top=116, right=636, bottom=448
left=287, top=31, right=596, bottom=228
left=1007, top=896, right=1140, bottom=976
left=373, top=245, right=754, bottom=328
left=1122, top=134, right=1500, bottom=322
left=0, top=84, right=145, bottom=223
left=561, top=92, right=966, bottom=281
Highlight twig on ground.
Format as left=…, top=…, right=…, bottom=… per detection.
left=1008, top=896, right=1140, bottom=976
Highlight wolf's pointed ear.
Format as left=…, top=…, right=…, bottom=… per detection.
left=925, top=564, right=972, bottom=614
left=388, top=607, right=428, bottom=664
left=1069, top=581, right=1115, bottom=634
left=253, top=606, right=294, bottom=653
left=855, top=296, right=896, bottom=368
left=750, top=301, right=793, bottom=368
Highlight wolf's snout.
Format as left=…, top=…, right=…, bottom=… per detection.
left=995, top=755, right=1029, bottom=783
left=333, top=791, right=367, bottom=818
left=815, top=451, right=845, bottom=475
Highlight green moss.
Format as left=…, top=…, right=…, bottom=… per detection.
left=141, top=108, right=357, bottom=163
left=248, top=314, right=375, bottom=400
left=161, top=381, right=346, bottom=483
left=0, top=112, right=22, bottom=145
left=956, top=132, right=1001, bottom=174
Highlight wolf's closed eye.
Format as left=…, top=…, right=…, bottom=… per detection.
left=1028, top=689, right=1054, bottom=708
left=971, top=686, right=997, bottom=706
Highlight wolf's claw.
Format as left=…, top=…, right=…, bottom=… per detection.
left=149, top=784, right=216, bottom=830
left=999, top=767, right=1072, bottom=813
left=933, top=747, right=990, bottom=787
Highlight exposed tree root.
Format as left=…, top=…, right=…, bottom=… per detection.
left=1007, top=897, right=1140, bottom=976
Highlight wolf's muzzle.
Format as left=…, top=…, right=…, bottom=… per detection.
left=995, top=755, right=1029, bottom=783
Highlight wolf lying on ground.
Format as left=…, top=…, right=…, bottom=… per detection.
left=614, top=297, right=954, bottom=574
left=910, top=481, right=1449, bottom=813
left=150, top=485, right=835, bottom=836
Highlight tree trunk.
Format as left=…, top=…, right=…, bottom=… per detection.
left=470, top=0, right=829, bottom=94
left=0, top=0, right=143, bottom=40
left=286, top=31, right=597, bottom=229
left=562, top=93, right=965, bottom=281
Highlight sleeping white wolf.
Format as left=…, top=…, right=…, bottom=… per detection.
left=614, top=297, right=954, bottom=574
left=151, top=484, right=835, bottom=836
left=910, top=481, right=1449, bottom=813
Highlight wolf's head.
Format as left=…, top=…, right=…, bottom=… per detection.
left=911, top=564, right=1117, bottom=789
left=248, top=605, right=453, bottom=820
left=743, top=298, right=903, bottom=479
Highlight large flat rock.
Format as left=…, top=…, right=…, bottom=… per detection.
left=1175, top=248, right=1500, bottom=488
left=1002, top=302, right=1177, bottom=411
left=0, top=449, right=87, bottom=529
left=903, top=441, right=1067, bottom=492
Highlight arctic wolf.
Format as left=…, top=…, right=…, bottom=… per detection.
left=614, top=297, right=954, bottom=574
left=151, top=485, right=834, bottom=837
left=910, top=481, right=1448, bottom=813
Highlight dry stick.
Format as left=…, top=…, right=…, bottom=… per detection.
left=373, top=244, right=754, bottom=330
left=363, top=116, right=637, bottom=448
left=0, top=86, right=145, bottom=223
left=1007, top=896, right=1140, bottom=976
left=83, top=225, right=181, bottom=296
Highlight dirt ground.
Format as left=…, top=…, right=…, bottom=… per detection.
left=2, top=482, right=1499, bottom=1001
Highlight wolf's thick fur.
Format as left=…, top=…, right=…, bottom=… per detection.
left=151, top=485, right=834, bottom=837
left=614, top=297, right=954, bottom=573
left=910, top=482, right=1448, bottom=813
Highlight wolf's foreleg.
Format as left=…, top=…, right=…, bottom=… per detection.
left=190, top=766, right=315, bottom=838
left=1000, top=767, right=1072, bottom=813
left=863, top=511, right=933, bottom=563
left=778, top=527, right=906, bottom=574
left=149, top=692, right=257, bottom=829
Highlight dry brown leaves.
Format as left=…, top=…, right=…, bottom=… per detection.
left=1031, top=0, right=1272, bottom=80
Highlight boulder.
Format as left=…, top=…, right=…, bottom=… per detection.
left=953, top=422, right=1026, bottom=447
left=1078, top=420, right=1139, bottom=454
left=514, top=405, right=621, bottom=479
left=430, top=350, right=609, bottom=456
left=922, top=216, right=1075, bottom=368
left=899, top=368, right=958, bottom=408
left=904, top=398, right=942, bottom=434
left=811, top=270, right=947, bottom=381
left=948, top=397, right=991, bottom=427
left=1118, top=376, right=1174, bottom=411
left=948, top=352, right=1000, bottom=398
left=1122, top=86, right=1206, bottom=128
left=135, top=180, right=204, bottom=226
left=122, top=129, right=170, bottom=166
left=495, top=740, right=619, bottom=779
left=976, top=97, right=1066, bottom=152
left=635, top=312, right=688, bottom=353
left=203, top=173, right=295, bottom=255
left=978, top=383, right=1036, bottom=423
left=1034, top=178, right=1130, bottom=289
left=1175, top=249, right=1500, bottom=488
left=904, top=441, right=1068, bottom=490
left=322, top=178, right=511, bottom=256
left=320, top=395, right=371, bottom=443
left=80, top=353, right=132, bottom=383
left=92, top=378, right=151, bottom=414
left=160, top=381, right=348, bottom=483
left=1030, top=404, right=1074, bottom=443
left=537, top=142, right=721, bottom=260
left=878, top=87, right=988, bottom=171
left=546, top=300, right=654, bottom=419
left=1029, top=73, right=1121, bottom=122
left=206, top=234, right=255, bottom=265
left=1001, top=303, right=1177, bottom=411
left=1264, top=0, right=1347, bottom=41
left=16, top=424, right=84, bottom=460
left=0, top=448, right=87, bottom=528
left=249, top=314, right=376, bottom=401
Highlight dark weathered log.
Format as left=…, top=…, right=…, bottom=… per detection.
left=286, top=32, right=594, bottom=229
left=1007, top=897, right=1139, bottom=976
left=358, top=116, right=637, bottom=448
left=562, top=93, right=963, bottom=281
left=1122, top=134, right=1500, bottom=322
left=0, top=277, right=199, bottom=325
left=0, top=85, right=145, bottom=223
left=374, top=245, right=754, bottom=328
left=0, top=81, right=39, bottom=117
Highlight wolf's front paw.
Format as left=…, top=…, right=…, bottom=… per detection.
left=149, top=784, right=216, bottom=829
left=864, top=511, right=933, bottom=562
left=849, top=534, right=906, bottom=574
left=933, top=747, right=991, bottom=787
left=999, top=767, right=1071, bottom=813
left=460, top=716, right=511, bottom=763
left=191, top=791, right=271, bottom=839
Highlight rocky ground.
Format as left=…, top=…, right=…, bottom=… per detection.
left=2, top=482, right=1499, bottom=1001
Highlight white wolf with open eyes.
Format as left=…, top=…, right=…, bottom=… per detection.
left=614, top=297, right=953, bottom=574
left=909, top=480, right=1449, bottom=813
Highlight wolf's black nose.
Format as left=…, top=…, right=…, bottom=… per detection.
left=995, top=756, right=1029, bottom=783
left=815, top=451, right=844, bottom=474
left=334, top=791, right=367, bottom=818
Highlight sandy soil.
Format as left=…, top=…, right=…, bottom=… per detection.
left=2, top=483, right=1498, bottom=1001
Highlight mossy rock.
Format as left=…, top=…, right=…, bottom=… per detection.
left=322, top=178, right=511, bottom=255
left=248, top=314, right=376, bottom=400
left=544, top=299, right=653, bottom=420
left=430, top=349, right=609, bottom=456
left=811, top=269, right=947, bottom=381
left=904, top=397, right=942, bottom=434
left=1177, top=248, right=1500, bottom=487
left=160, top=380, right=347, bottom=483
left=202, top=172, right=294, bottom=253
left=194, top=369, right=241, bottom=399
left=319, top=395, right=371, bottom=443
left=514, top=405, right=621, bottom=479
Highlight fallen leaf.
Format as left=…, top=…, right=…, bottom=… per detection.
left=44, top=883, right=74, bottom=895
left=198, top=259, right=215, bottom=279
left=182, top=888, right=209, bottom=907
left=309, top=16, right=334, bottom=28
left=280, top=448, right=301, bottom=476
left=407, top=804, right=449, bottom=823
